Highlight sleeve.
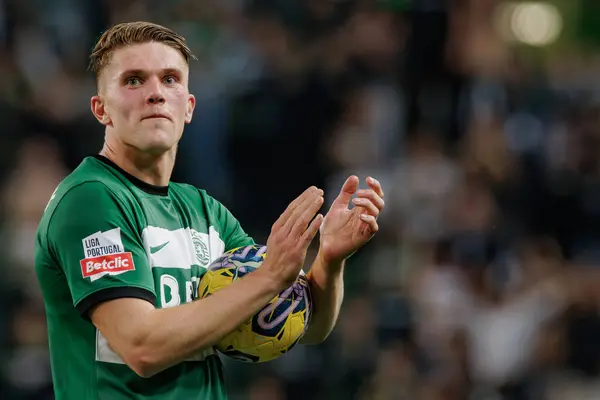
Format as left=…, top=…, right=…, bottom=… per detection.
left=202, top=190, right=255, bottom=250
left=48, top=182, right=156, bottom=317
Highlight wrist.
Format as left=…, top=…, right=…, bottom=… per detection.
left=314, top=249, right=345, bottom=274
left=251, top=267, right=288, bottom=295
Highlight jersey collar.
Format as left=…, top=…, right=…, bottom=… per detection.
left=93, top=155, right=169, bottom=196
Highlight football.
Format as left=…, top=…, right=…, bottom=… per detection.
left=197, top=244, right=312, bottom=363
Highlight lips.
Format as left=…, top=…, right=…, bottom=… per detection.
left=142, top=113, right=171, bottom=121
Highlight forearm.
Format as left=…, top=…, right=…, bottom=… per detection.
left=301, top=253, right=345, bottom=344
left=123, top=271, right=281, bottom=376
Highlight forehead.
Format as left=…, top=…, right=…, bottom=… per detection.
left=103, top=42, right=188, bottom=78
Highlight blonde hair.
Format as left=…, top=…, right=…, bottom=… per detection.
left=89, top=21, right=196, bottom=79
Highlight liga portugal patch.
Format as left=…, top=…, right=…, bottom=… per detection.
left=80, top=252, right=135, bottom=279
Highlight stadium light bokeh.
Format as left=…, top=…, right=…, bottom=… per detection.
left=495, top=2, right=563, bottom=47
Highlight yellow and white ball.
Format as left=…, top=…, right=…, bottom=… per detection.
left=198, top=244, right=312, bottom=363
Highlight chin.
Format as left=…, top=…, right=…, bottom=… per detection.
left=143, top=144, right=176, bottom=156
left=137, top=128, right=180, bottom=155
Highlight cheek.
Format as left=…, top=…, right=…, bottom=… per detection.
left=108, top=94, right=138, bottom=121
left=172, top=93, right=191, bottom=118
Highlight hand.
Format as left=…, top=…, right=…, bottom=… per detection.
left=319, top=176, right=384, bottom=264
left=260, top=186, right=324, bottom=288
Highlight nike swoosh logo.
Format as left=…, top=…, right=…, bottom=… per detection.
left=150, top=241, right=170, bottom=254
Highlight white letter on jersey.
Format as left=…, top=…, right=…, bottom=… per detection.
left=160, top=274, right=180, bottom=308
left=186, top=281, right=194, bottom=303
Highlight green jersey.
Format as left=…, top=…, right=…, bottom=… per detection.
left=34, top=155, right=254, bottom=400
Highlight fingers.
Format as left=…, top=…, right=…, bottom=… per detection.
left=352, top=196, right=380, bottom=216
left=264, top=186, right=325, bottom=288
left=353, top=189, right=384, bottom=217
left=279, top=187, right=323, bottom=235
left=330, top=175, right=359, bottom=209
left=272, top=186, right=322, bottom=232
left=366, top=176, right=384, bottom=198
left=356, top=177, right=384, bottom=234
left=301, top=213, right=323, bottom=243
left=289, top=192, right=324, bottom=236
left=359, top=214, right=379, bottom=233
left=283, top=186, right=320, bottom=219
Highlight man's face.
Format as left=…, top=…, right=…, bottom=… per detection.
left=91, top=42, right=195, bottom=154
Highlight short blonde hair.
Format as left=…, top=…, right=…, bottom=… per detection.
left=89, top=21, right=196, bottom=80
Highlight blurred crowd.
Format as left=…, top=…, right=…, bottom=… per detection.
left=3, top=0, right=600, bottom=399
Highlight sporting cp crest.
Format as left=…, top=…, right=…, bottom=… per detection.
left=190, top=230, right=210, bottom=266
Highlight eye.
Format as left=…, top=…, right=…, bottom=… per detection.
left=164, top=75, right=177, bottom=85
left=126, top=77, right=142, bottom=86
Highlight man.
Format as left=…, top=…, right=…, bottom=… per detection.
left=34, top=21, right=384, bottom=400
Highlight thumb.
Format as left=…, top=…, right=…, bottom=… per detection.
left=331, top=175, right=359, bottom=209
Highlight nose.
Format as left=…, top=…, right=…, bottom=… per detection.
left=145, top=78, right=165, bottom=105
left=147, top=94, right=165, bottom=105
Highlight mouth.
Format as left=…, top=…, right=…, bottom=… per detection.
left=142, top=113, right=171, bottom=121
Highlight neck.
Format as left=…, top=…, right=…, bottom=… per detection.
left=99, top=141, right=176, bottom=187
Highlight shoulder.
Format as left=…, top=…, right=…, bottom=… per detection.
left=36, top=179, right=125, bottom=259
left=169, top=181, right=203, bottom=199
left=46, top=158, right=131, bottom=211
left=39, top=158, right=138, bottom=241
left=168, top=183, right=223, bottom=210
left=168, top=183, right=240, bottom=226
left=47, top=180, right=126, bottom=221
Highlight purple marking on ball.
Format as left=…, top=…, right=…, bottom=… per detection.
left=256, top=246, right=267, bottom=258
left=214, top=256, right=232, bottom=270
left=304, top=288, right=311, bottom=327
left=239, top=245, right=253, bottom=259
left=291, top=282, right=306, bottom=300
left=255, top=282, right=307, bottom=330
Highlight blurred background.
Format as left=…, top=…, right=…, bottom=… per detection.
left=3, top=0, right=600, bottom=399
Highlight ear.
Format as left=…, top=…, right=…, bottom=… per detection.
left=185, top=94, right=196, bottom=124
left=91, top=95, right=112, bottom=126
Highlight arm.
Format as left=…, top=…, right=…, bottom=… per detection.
left=53, top=183, right=324, bottom=378
left=90, top=269, right=282, bottom=377
left=301, top=176, right=384, bottom=344
left=96, top=187, right=324, bottom=377
left=301, top=253, right=345, bottom=344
